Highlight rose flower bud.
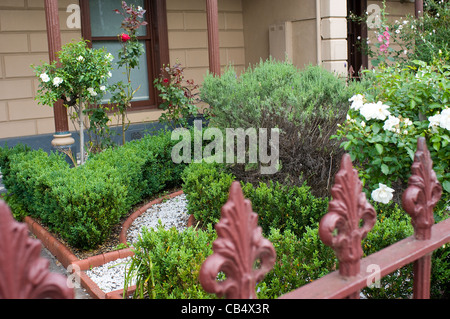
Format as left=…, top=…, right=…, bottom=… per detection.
left=120, top=33, right=131, bottom=42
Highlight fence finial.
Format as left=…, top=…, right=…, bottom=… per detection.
left=319, top=154, right=377, bottom=277
left=199, top=181, right=276, bottom=299
left=0, top=200, right=73, bottom=299
left=402, top=137, right=442, bottom=240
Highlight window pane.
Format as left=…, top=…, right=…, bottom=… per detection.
left=93, top=41, right=150, bottom=102
left=89, top=0, right=147, bottom=37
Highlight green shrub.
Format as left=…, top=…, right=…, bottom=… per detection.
left=361, top=204, right=414, bottom=299
left=0, top=130, right=191, bottom=249
left=125, top=223, right=217, bottom=299
left=257, top=226, right=336, bottom=299
left=335, top=60, right=450, bottom=202
left=242, top=180, right=328, bottom=237
left=182, top=160, right=328, bottom=238
left=182, top=159, right=450, bottom=298
left=181, top=161, right=235, bottom=227
left=200, top=59, right=363, bottom=197
left=137, top=130, right=191, bottom=197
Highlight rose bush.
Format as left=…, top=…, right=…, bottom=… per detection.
left=352, top=0, right=450, bottom=67
left=154, top=62, right=199, bottom=129
left=33, top=39, right=113, bottom=164
left=109, top=1, right=147, bottom=145
left=334, top=59, right=450, bottom=205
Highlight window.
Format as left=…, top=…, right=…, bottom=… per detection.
left=80, top=0, right=169, bottom=110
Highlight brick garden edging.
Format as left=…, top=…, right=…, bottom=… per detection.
left=24, top=190, right=189, bottom=299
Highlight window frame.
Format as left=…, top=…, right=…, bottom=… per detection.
left=79, top=0, right=169, bottom=111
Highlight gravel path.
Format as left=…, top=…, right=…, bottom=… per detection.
left=85, top=194, right=190, bottom=293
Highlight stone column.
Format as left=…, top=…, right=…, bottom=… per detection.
left=320, top=0, right=348, bottom=75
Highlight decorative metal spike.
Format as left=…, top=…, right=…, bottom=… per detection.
left=199, top=182, right=276, bottom=299
left=0, top=201, right=73, bottom=299
left=319, top=154, right=377, bottom=277
left=402, top=137, right=442, bottom=240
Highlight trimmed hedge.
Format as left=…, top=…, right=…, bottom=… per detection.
left=181, top=160, right=328, bottom=238
left=0, top=130, right=190, bottom=249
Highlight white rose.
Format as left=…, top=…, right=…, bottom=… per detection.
left=77, top=55, right=84, bottom=62
left=53, top=77, right=63, bottom=87
left=438, top=109, right=450, bottom=131
left=87, top=87, right=97, bottom=96
left=371, top=183, right=395, bottom=204
left=106, top=53, right=114, bottom=62
left=428, top=113, right=441, bottom=129
left=100, top=85, right=106, bottom=91
left=383, top=115, right=400, bottom=132
left=359, top=101, right=391, bottom=121
left=40, top=73, right=50, bottom=83
left=349, top=94, right=365, bottom=111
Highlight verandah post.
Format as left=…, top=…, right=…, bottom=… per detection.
left=206, top=0, right=221, bottom=76
left=44, top=0, right=75, bottom=150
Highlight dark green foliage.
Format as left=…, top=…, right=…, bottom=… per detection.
left=242, top=180, right=328, bottom=237
left=125, top=224, right=217, bottom=299
left=200, top=59, right=365, bottom=197
left=182, top=160, right=328, bottom=237
left=0, top=130, right=190, bottom=249
left=181, top=161, right=235, bottom=227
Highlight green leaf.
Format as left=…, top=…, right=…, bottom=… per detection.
left=375, top=144, right=384, bottom=155
left=372, top=123, right=381, bottom=135
left=433, top=142, right=441, bottom=151
left=406, top=147, right=415, bottom=161
left=381, top=164, right=389, bottom=175
left=443, top=181, right=450, bottom=193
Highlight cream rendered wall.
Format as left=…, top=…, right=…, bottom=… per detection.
left=242, top=0, right=348, bottom=74
left=0, top=0, right=81, bottom=139
left=242, top=0, right=316, bottom=68
left=0, top=0, right=246, bottom=139
left=367, top=0, right=415, bottom=68
left=167, top=0, right=246, bottom=81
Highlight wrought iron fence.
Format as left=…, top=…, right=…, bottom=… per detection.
left=199, top=137, right=450, bottom=299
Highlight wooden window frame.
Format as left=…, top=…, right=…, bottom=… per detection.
left=79, top=0, right=169, bottom=111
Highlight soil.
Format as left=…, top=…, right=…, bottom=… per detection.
left=32, top=187, right=183, bottom=261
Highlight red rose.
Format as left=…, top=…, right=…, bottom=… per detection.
left=163, top=78, right=169, bottom=83
left=120, top=33, right=131, bottom=42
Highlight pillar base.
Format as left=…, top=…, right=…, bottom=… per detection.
left=51, top=132, right=75, bottom=149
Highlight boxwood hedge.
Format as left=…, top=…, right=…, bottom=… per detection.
left=0, top=130, right=191, bottom=249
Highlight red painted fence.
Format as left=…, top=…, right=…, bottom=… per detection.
left=199, top=137, right=450, bottom=299
left=0, top=200, right=73, bottom=299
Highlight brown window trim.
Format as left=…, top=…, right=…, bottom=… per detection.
left=79, top=0, right=169, bottom=111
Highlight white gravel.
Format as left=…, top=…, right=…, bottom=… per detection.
left=85, top=194, right=190, bottom=294
left=126, top=194, right=190, bottom=243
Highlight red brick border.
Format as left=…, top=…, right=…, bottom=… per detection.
left=24, top=190, right=187, bottom=299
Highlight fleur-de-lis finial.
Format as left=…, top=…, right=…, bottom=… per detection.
left=199, top=182, right=276, bottom=299
left=0, top=201, right=73, bottom=299
left=402, top=137, right=442, bottom=240
left=319, top=154, right=377, bottom=277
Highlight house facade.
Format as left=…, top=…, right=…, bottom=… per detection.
left=0, top=0, right=416, bottom=152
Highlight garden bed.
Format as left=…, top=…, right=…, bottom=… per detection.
left=25, top=189, right=190, bottom=299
